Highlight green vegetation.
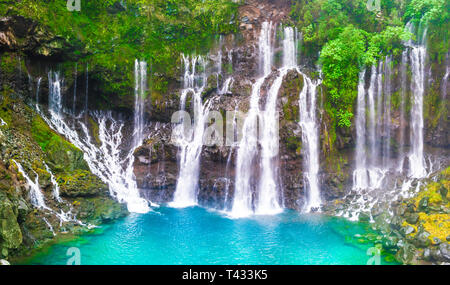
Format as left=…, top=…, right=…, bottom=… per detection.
left=1, top=0, right=239, bottom=95
left=290, top=0, right=448, bottom=132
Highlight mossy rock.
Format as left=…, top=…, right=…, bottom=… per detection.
left=58, top=170, right=108, bottom=198
left=31, top=115, right=88, bottom=171
left=73, top=197, right=127, bottom=224
left=0, top=194, right=23, bottom=251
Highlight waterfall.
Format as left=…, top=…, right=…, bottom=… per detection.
left=231, top=25, right=301, bottom=217
left=48, top=71, right=63, bottom=115
left=352, top=58, right=395, bottom=193
left=230, top=22, right=274, bottom=217
left=13, top=160, right=86, bottom=226
left=170, top=55, right=210, bottom=208
left=13, top=160, right=47, bottom=209
left=42, top=217, right=56, bottom=236
left=84, top=63, right=89, bottom=115
left=442, top=64, right=449, bottom=100
left=398, top=51, right=408, bottom=172
left=382, top=56, right=392, bottom=168
left=298, top=72, right=322, bottom=212
left=72, top=63, right=78, bottom=115
left=44, top=163, right=62, bottom=203
left=43, top=69, right=151, bottom=213
left=367, top=66, right=377, bottom=169
left=353, top=69, right=368, bottom=190
left=134, top=60, right=147, bottom=147
left=407, top=21, right=427, bottom=178
left=35, top=77, right=42, bottom=111
left=219, top=77, right=234, bottom=95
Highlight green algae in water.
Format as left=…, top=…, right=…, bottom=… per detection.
left=22, top=207, right=398, bottom=265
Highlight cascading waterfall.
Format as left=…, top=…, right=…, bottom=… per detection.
left=133, top=60, right=147, bottom=147
left=231, top=24, right=303, bottom=217
left=35, top=77, right=42, bottom=111
left=367, top=66, right=377, bottom=173
left=382, top=57, right=392, bottom=168
left=170, top=55, right=210, bottom=208
left=231, top=22, right=274, bottom=217
left=44, top=163, right=62, bottom=203
left=73, top=63, right=78, bottom=115
left=13, top=160, right=78, bottom=225
left=13, top=160, right=47, bottom=209
left=352, top=58, right=395, bottom=193
left=407, top=21, right=427, bottom=178
left=256, top=26, right=300, bottom=214
left=353, top=69, right=368, bottom=190
left=48, top=71, right=63, bottom=115
left=43, top=67, right=151, bottom=213
left=398, top=51, right=408, bottom=172
left=345, top=21, right=435, bottom=219
left=298, top=72, right=322, bottom=212
left=84, top=63, right=89, bottom=115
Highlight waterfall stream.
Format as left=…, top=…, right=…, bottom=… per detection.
left=353, top=69, right=368, bottom=190
left=407, top=22, right=427, bottom=179
left=44, top=163, right=62, bottom=203
left=170, top=55, right=211, bottom=208
left=41, top=66, right=151, bottom=213
left=13, top=160, right=47, bottom=209
left=231, top=24, right=312, bottom=217
left=297, top=72, right=322, bottom=212
left=346, top=20, right=433, bottom=220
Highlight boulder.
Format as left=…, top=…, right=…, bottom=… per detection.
left=0, top=196, right=23, bottom=251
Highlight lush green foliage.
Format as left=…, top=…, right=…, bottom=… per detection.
left=1, top=0, right=239, bottom=94
left=290, top=0, right=447, bottom=129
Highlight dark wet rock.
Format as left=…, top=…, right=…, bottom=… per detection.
left=358, top=212, right=370, bottom=222
left=439, top=243, right=450, bottom=261
left=0, top=16, right=78, bottom=60
left=405, top=213, right=419, bottom=224
left=396, top=242, right=417, bottom=264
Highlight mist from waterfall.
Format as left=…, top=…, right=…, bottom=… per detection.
left=230, top=22, right=275, bottom=217
left=406, top=21, right=427, bottom=179
left=297, top=71, right=322, bottom=212
left=353, top=69, right=368, bottom=190
left=346, top=20, right=433, bottom=220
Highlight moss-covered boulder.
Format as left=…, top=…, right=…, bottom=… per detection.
left=73, top=197, right=127, bottom=224
left=31, top=115, right=88, bottom=172
left=58, top=170, right=108, bottom=198
left=0, top=194, right=23, bottom=257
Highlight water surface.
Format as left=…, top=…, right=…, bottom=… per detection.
left=24, top=207, right=395, bottom=265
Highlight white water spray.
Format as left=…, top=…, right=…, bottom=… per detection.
left=170, top=55, right=210, bottom=208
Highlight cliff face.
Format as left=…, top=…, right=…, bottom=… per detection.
left=0, top=1, right=448, bottom=264
left=0, top=22, right=127, bottom=261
